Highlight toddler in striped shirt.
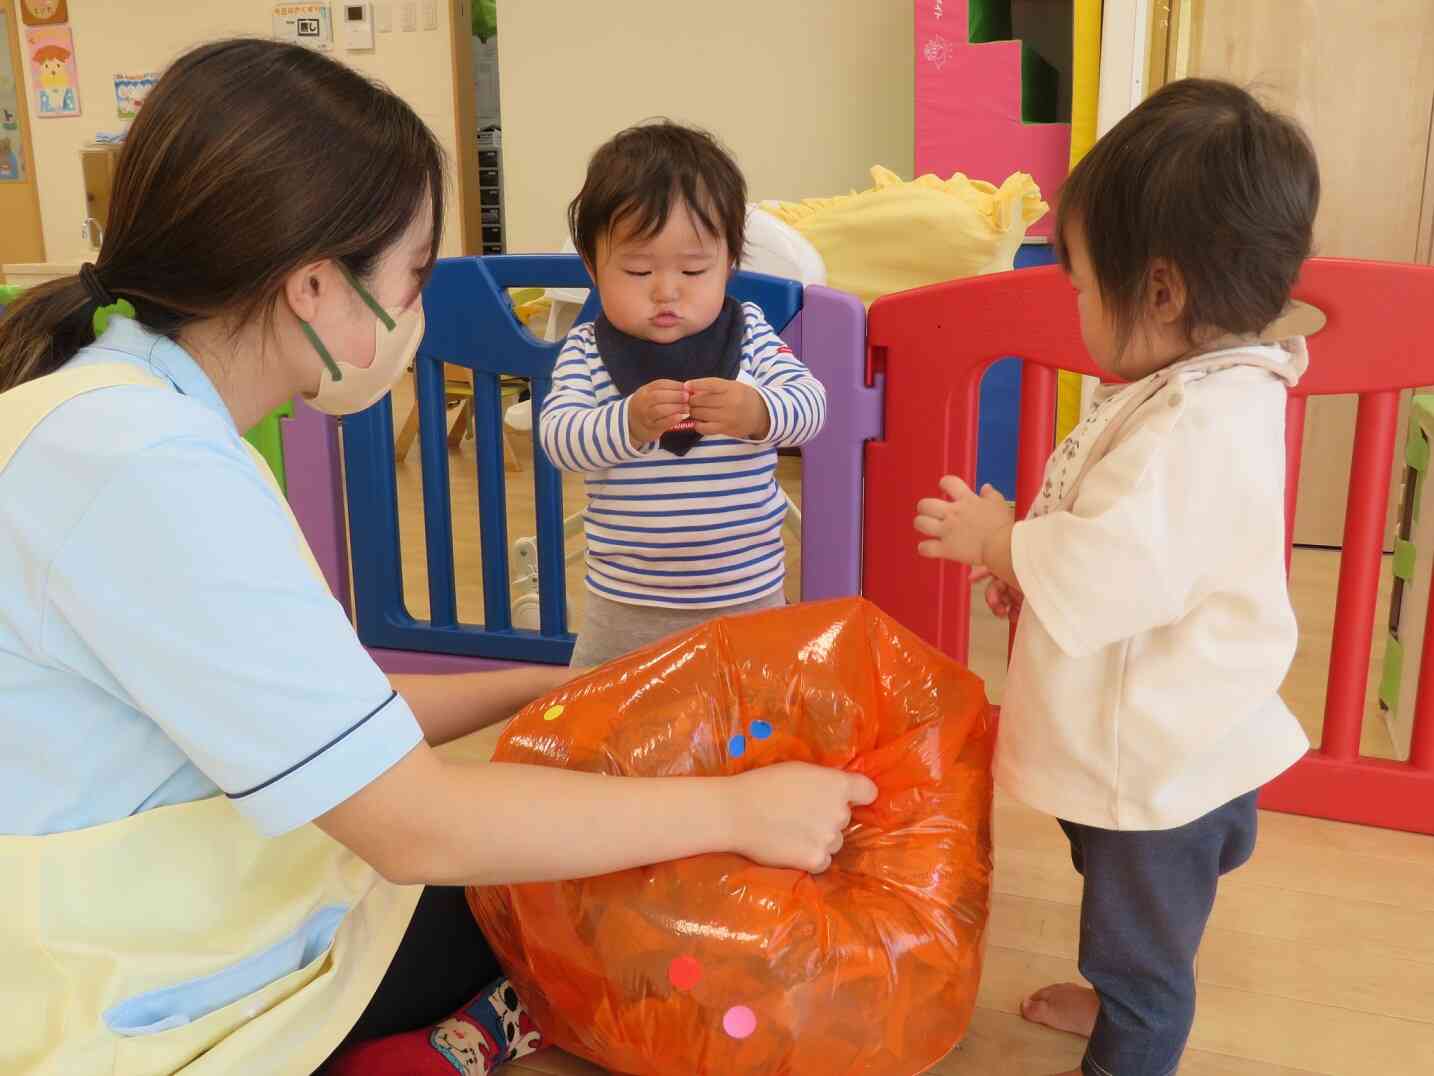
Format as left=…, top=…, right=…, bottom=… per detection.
left=540, top=122, right=827, bottom=667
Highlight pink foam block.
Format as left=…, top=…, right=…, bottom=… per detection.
left=915, top=0, right=1070, bottom=237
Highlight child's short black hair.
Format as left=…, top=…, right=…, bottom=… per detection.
left=1055, top=78, right=1320, bottom=352
left=568, top=120, right=747, bottom=268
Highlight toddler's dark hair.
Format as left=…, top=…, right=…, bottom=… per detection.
left=1055, top=78, right=1320, bottom=354
left=568, top=120, right=747, bottom=268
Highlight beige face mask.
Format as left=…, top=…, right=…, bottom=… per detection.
left=301, top=263, right=425, bottom=416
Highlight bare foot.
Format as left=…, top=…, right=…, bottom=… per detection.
left=1021, top=982, right=1100, bottom=1038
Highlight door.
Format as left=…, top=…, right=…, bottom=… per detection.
left=448, top=0, right=484, bottom=255
left=1180, top=0, right=1434, bottom=547
left=0, top=0, right=45, bottom=267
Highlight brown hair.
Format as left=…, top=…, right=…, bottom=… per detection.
left=568, top=120, right=747, bottom=269
left=1054, top=78, right=1320, bottom=355
left=0, top=38, right=444, bottom=393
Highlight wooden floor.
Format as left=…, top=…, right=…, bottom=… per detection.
left=398, top=388, right=1434, bottom=1074
left=388, top=383, right=803, bottom=633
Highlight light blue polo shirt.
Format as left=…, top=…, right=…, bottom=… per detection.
left=0, top=317, right=422, bottom=837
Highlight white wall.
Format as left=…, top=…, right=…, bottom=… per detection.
left=496, top=0, right=915, bottom=253
left=18, top=2, right=461, bottom=262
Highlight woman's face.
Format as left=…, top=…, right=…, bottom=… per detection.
left=306, top=200, right=434, bottom=381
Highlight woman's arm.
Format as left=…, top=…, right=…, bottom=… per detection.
left=316, top=743, right=876, bottom=886
left=391, top=665, right=580, bottom=747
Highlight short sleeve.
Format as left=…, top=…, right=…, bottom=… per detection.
left=1010, top=418, right=1214, bottom=658
left=41, top=435, right=423, bottom=836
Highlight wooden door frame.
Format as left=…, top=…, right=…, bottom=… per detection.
left=1100, top=0, right=1203, bottom=132
left=1096, top=0, right=1153, bottom=136
left=448, top=0, right=483, bottom=256
left=1145, top=0, right=1200, bottom=94
left=0, top=0, right=45, bottom=264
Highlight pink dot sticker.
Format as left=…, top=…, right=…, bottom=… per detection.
left=723, top=1005, right=757, bottom=1040
left=667, top=955, right=703, bottom=991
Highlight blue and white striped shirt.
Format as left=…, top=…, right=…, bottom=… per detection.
left=539, top=302, right=826, bottom=608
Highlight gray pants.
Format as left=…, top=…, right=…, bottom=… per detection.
left=568, top=588, right=787, bottom=668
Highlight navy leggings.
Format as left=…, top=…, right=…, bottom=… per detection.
left=1060, top=790, right=1259, bottom=1076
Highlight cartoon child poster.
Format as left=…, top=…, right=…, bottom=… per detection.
left=18, top=0, right=67, bottom=27
left=26, top=25, right=79, bottom=117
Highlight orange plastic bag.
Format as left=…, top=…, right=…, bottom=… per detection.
left=469, top=597, right=994, bottom=1075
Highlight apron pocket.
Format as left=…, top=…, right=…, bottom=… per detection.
left=106, top=904, right=349, bottom=1076
left=104, top=904, right=348, bottom=1036
left=113, top=953, right=342, bottom=1075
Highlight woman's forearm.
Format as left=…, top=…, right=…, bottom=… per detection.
left=318, top=740, right=874, bottom=885
left=318, top=745, right=735, bottom=886
left=391, top=665, right=576, bottom=746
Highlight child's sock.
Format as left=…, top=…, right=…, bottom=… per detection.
left=327, top=976, right=543, bottom=1075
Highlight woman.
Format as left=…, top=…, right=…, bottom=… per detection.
left=0, top=40, right=874, bottom=1075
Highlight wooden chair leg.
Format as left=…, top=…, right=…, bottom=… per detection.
left=448, top=398, right=474, bottom=449
left=504, top=424, right=524, bottom=473
left=395, top=404, right=421, bottom=463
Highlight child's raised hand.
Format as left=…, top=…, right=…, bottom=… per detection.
left=725, top=762, right=878, bottom=874
left=686, top=378, right=771, bottom=440
left=628, top=379, right=690, bottom=446
left=914, top=478, right=1015, bottom=567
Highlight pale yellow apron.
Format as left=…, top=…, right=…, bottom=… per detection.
left=0, top=363, right=421, bottom=1075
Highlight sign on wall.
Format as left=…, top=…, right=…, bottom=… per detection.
left=273, top=3, right=334, bottom=52
left=114, top=71, right=158, bottom=119
left=18, top=0, right=65, bottom=27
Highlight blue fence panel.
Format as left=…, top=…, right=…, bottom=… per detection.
left=344, top=254, right=801, bottom=664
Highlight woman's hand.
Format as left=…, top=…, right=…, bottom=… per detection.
left=724, top=763, right=878, bottom=873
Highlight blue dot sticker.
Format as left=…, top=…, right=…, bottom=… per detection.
left=729, top=734, right=747, bottom=758
left=750, top=720, right=773, bottom=741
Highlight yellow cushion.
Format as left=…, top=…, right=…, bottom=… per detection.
left=759, top=166, right=1048, bottom=306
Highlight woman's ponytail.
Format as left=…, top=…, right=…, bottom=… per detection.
left=0, top=276, right=99, bottom=394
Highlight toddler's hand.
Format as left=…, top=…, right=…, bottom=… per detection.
left=686, top=378, right=770, bottom=440
left=724, top=762, right=877, bottom=874
left=628, top=379, right=690, bottom=446
left=914, top=479, right=1015, bottom=567
left=972, top=566, right=1024, bottom=621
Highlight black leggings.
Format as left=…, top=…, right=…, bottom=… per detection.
left=320, top=886, right=501, bottom=1069
left=1060, top=790, right=1260, bottom=1076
